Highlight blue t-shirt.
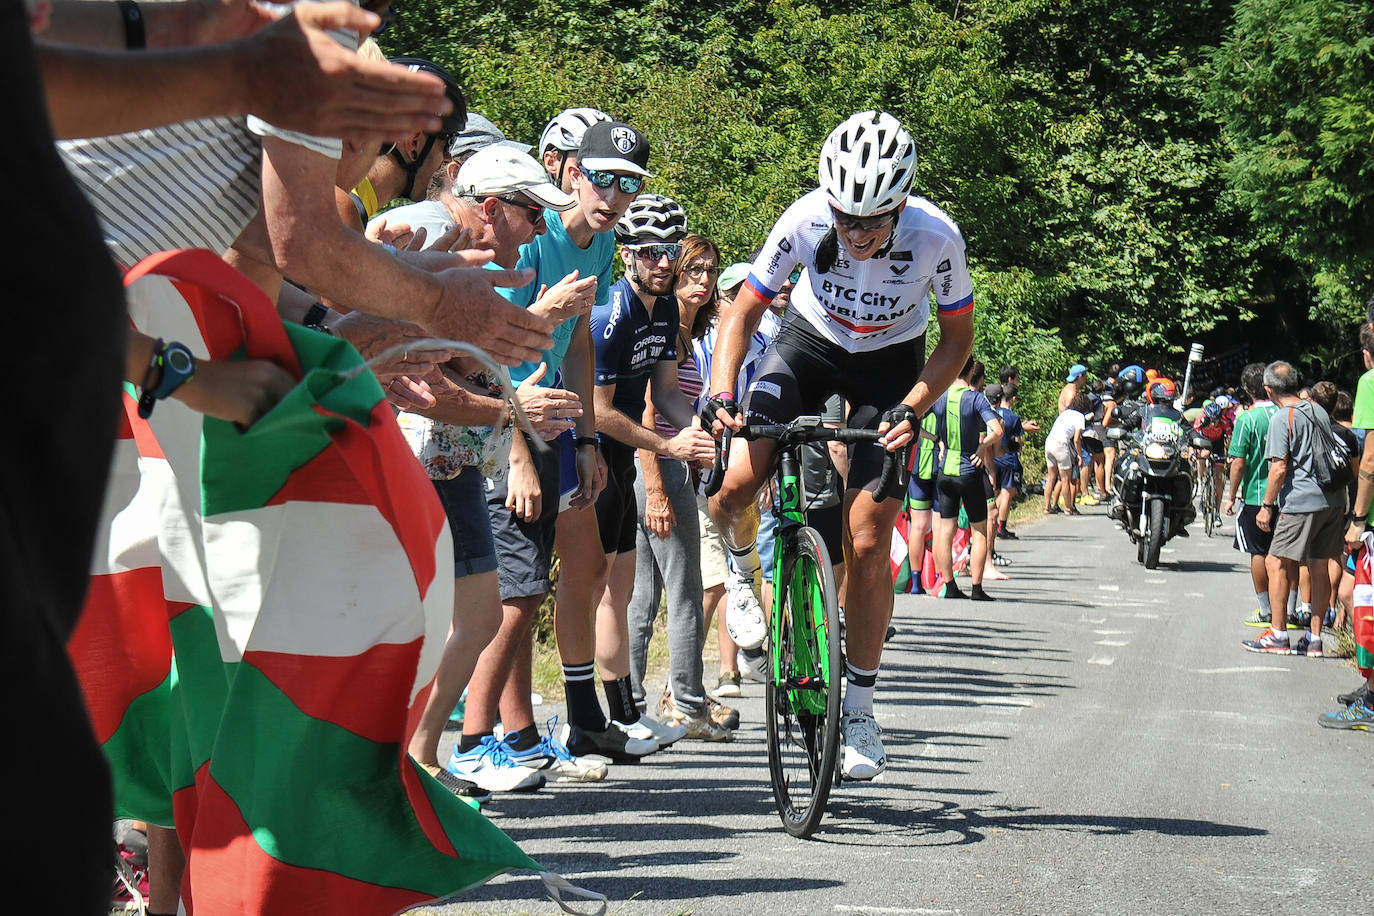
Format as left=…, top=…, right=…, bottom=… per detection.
left=995, top=406, right=1024, bottom=466
left=933, top=383, right=999, bottom=476
left=591, top=277, right=678, bottom=462
left=498, top=208, right=615, bottom=384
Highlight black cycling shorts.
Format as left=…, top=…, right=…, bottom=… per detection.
left=744, top=315, right=924, bottom=500
left=936, top=471, right=992, bottom=524
left=593, top=455, right=639, bottom=555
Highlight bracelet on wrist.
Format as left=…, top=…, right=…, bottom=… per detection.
left=1351, top=513, right=1368, bottom=523
left=303, top=302, right=334, bottom=336
left=574, top=436, right=600, bottom=450
left=117, top=0, right=145, bottom=50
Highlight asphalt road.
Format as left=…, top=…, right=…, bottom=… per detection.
left=432, top=504, right=1373, bottom=916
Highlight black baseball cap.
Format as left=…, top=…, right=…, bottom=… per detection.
left=577, top=121, right=653, bottom=178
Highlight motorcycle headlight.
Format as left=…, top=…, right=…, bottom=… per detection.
left=1144, top=441, right=1176, bottom=461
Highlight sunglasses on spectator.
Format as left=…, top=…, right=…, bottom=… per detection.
left=497, top=196, right=545, bottom=227
left=831, top=207, right=899, bottom=233
left=682, top=263, right=721, bottom=280
left=629, top=243, right=683, bottom=261
left=579, top=166, right=645, bottom=195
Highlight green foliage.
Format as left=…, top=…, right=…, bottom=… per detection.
left=380, top=0, right=1374, bottom=387
left=1208, top=0, right=1374, bottom=325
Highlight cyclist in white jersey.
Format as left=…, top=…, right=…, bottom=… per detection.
left=705, top=111, right=976, bottom=780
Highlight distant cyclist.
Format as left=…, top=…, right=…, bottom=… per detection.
left=706, top=111, right=976, bottom=780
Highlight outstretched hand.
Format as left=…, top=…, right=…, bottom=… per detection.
left=241, top=2, right=454, bottom=143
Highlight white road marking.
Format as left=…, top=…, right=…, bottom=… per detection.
left=1093, top=629, right=1131, bottom=635
left=1096, top=639, right=1130, bottom=647
left=1080, top=616, right=1107, bottom=624
left=835, top=907, right=958, bottom=915
left=921, top=692, right=1033, bottom=707
left=1087, top=655, right=1115, bottom=666
left=1098, top=584, right=1120, bottom=591
left=1185, top=592, right=1205, bottom=598
left=1194, top=666, right=1292, bottom=674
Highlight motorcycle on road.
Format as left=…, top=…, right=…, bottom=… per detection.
left=1106, top=418, right=1210, bottom=569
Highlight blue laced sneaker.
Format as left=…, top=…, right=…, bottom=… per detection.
left=1318, top=701, right=1374, bottom=731
left=446, top=736, right=545, bottom=793
left=506, top=717, right=608, bottom=782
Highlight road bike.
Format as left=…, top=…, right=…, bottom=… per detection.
left=705, top=416, right=905, bottom=837
left=1197, top=448, right=1227, bottom=537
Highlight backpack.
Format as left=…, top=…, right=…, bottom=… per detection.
left=1287, top=404, right=1353, bottom=491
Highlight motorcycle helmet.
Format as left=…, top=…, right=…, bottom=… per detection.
left=1117, top=364, right=1145, bottom=396
left=615, top=194, right=688, bottom=245
left=818, top=111, right=917, bottom=217
left=1147, top=378, right=1177, bottom=404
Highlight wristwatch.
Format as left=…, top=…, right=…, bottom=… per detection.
left=137, top=339, right=196, bottom=419
left=303, top=302, right=334, bottom=335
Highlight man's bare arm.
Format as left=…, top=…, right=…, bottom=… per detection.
left=40, top=3, right=449, bottom=141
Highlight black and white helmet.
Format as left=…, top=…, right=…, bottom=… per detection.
left=538, top=107, right=612, bottom=154
left=818, top=111, right=917, bottom=217
left=615, top=194, right=687, bottom=244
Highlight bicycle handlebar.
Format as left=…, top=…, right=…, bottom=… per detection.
left=701, top=416, right=909, bottom=499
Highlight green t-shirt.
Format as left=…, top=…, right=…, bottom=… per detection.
left=1353, top=368, right=1374, bottom=430
left=1228, top=401, right=1278, bottom=505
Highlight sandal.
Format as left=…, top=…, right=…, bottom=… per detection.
left=993, top=551, right=1011, bottom=567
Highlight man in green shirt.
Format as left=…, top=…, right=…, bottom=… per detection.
left=1226, top=363, right=1280, bottom=625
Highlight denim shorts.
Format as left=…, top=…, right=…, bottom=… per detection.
left=432, top=467, right=498, bottom=578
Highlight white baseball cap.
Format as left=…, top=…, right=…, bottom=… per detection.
left=455, top=146, right=576, bottom=211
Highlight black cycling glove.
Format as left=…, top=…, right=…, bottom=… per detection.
left=702, top=393, right=739, bottom=428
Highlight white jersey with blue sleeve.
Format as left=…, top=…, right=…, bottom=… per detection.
left=744, top=188, right=974, bottom=352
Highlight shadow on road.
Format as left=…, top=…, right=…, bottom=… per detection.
left=816, top=799, right=1268, bottom=847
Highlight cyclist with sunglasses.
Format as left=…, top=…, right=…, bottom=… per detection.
left=706, top=111, right=977, bottom=781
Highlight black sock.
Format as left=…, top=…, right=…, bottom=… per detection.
left=563, top=661, right=606, bottom=732
left=603, top=676, right=639, bottom=724
left=457, top=732, right=485, bottom=753
left=741, top=646, right=765, bottom=661
left=505, top=723, right=540, bottom=752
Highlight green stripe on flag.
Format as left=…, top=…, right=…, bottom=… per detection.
left=199, top=328, right=385, bottom=516
left=168, top=604, right=234, bottom=780
left=208, top=661, right=537, bottom=891
left=106, top=669, right=176, bottom=825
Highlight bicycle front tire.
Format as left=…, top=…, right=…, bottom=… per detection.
left=766, top=525, right=843, bottom=838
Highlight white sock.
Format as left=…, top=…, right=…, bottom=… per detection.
left=1258, top=592, right=1272, bottom=614
left=842, top=662, right=879, bottom=715
left=728, top=546, right=759, bottom=583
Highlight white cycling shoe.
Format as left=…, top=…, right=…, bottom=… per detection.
left=724, top=572, right=767, bottom=650
left=840, top=711, right=887, bottom=780
left=615, top=715, right=686, bottom=748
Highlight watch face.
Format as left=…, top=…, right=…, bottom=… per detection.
left=165, top=347, right=195, bottom=374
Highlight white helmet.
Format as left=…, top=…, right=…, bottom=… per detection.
left=615, top=194, right=688, bottom=244
left=538, top=107, right=612, bottom=154
left=818, top=111, right=917, bottom=217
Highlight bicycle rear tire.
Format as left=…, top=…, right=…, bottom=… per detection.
left=766, top=525, right=843, bottom=838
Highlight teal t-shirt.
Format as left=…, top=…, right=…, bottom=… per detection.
left=1228, top=401, right=1277, bottom=505
left=498, top=209, right=615, bottom=385
left=1354, top=368, right=1374, bottom=430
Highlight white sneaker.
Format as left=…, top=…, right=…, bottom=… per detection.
left=725, top=572, right=767, bottom=650
left=840, top=712, right=887, bottom=780
left=446, top=737, right=546, bottom=792
left=737, top=648, right=768, bottom=684
left=615, top=716, right=685, bottom=748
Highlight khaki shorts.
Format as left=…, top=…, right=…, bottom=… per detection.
left=1269, top=502, right=1347, bottom=562
left=697, top=493, right=730, bottom=589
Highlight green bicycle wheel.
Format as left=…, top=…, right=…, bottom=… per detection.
left=766, top=525, right=843, bottom=838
